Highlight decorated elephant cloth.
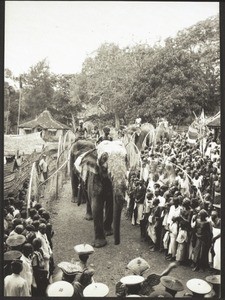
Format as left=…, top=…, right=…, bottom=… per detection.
left=74, top=152, right=89, bottom=174
left=96, top=140, right=127, bottom=191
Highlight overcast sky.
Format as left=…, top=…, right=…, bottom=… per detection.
left=5, top=1, right=219, bottom=76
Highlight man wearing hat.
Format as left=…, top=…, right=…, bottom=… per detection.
left=205, top=275, right=221, bottom=298
left=4, top=250, right=22, bottom=278
left=57, top=261, right=83, bottom=283
left=160, top=275, right=184, bottom=297
left=6, top=234, right=26, bottom=252
left=47, top=280, right=74, bottom=297
left=149, top=290, right=172, bottom=298
left=118, top=274, right=145, bottom=297
left=116, top=257, right=177, bottom=297
left=73, top=243, right=95, bottom=271
left=185, top=278, right=212, bottom=298
left=4, top=260, right=30, bottom=296
left=83, top=282, right=109, bottom=297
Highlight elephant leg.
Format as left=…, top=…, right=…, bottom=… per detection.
left=71, top=172, right=79, bottom=203
left=77, top=180, right=87, bottom=206
left=104, top=190, right=113, bottom=236
left=92, top=195, right=107, bottom=248
left=85, top=193, right=93, bottom=220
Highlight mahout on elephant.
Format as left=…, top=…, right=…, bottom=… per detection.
left=123, top=123, right=155, bottom=151
left=75, top=120, right=88, bottom=140
left=70, top=140, right=128, bottom=248
left=154, top=118, right=174, bottom=142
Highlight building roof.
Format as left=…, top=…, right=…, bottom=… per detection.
left=4, top=132, right=46, bottom=155
left=207, top=112, right=220, bottom=128
left=19, top=109, right=70, bottom=130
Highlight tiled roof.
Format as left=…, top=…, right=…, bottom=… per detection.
left=19, top=109, right=70, bottom=130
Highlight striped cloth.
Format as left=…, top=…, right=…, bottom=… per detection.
left=187, top=125, right=198, bottom=144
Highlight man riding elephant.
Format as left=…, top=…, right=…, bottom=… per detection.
left=124, top=122, right=155, bottom=151
left=155, top=118, right=173, bottom=142
left=96, top=126, right=113, bottom=144
left=75, top=120, right=88, bottom=140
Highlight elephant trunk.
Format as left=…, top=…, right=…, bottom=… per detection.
left=113, top=194, right=124, bottom=245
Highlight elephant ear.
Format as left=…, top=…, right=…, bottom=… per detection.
left=80, top=149, right=98, bottom=182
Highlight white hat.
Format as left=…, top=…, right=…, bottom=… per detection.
left=83, top=282, right=109, bottom=297
left=205, top=275, right=221, bottom=285
left=127, top=257, right=150, bottom=275
left=6, top=234, right=26, bottom=247
left=120, top=275, right=145, bottom=286
left=186, top=278, right=212, bottom=295
left=46, top=281, right=74, bottom=297
left=57, top=261, right=83, bottom=275
left=74, top=243, right=94, bottom=255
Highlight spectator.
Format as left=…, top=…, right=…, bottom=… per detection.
left=147, top=198, right=161, bottom=251
left=39, top=154, right=48, bottom=181
left=20, top=243, right=34, bottom=295
left=36, top=223, right=53, bottom=279
left=4, top=260, right=30, bottom=296
left=191, top=209, right=212, bottom=271
left=32, top=238, right=48, bottom=296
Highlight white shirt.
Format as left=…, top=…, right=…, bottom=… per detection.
left=39, top=158, right=48, bottom=173
left=192, top=177, right=202, bottom=189
left=36, top=231, right=52, bottom=259
left=20, top=254, right=33, bottom=294
left=158, top=195, right=166, bottom=207
left=4, top=273, right=30, bottom=297
left=167, top=205, right=181, bottom=225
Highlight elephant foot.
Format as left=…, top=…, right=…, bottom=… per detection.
left=104, top=229, right=113, bottom=236
left=71, top=197, right=78, bottom=203
left=84, top=213, right=93, bottom=221
left=92, top=239, right=107, bottom=248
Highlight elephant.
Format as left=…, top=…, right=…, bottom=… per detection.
left=70, top=139, right=95, bottom=203
left=154, top=119, right=174, bottom=142
left=83, top=121, right=95, bottom=136
left=123, top=123, right=155, bottom=150
left=70, top=139, right=128, bottom=248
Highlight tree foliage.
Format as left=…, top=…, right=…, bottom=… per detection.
left=5, top=15, right=220, bottom=133
left=21, top=59, right=55, bottom=119
left=70, top=15, right=219, bottom=126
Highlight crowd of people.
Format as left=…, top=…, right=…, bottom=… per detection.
left=4, top=181, right=55, bottom=297
left=3, top=120, right=221, bottom=297
left=125, top=131, right=221, bottom=274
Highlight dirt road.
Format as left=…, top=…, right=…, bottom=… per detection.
left=44, top=180, right=212, bottom=297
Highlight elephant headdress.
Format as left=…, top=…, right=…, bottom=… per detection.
left=96, top=141, right=128, bottom=195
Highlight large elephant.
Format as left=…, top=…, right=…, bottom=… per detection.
left=123, top=123, right=155, bottom=150
left=70, top=140, right=128, bottom=248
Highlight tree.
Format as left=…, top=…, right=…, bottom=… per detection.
left=127, top=15, right=220, bottom=125
left=22, top=59, right=55, bottom=120
left=4, top=72, right=25, bottom=134
left=49, top=74, right=81, bottom=126
left=72, top=43, right=152, bottom=128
